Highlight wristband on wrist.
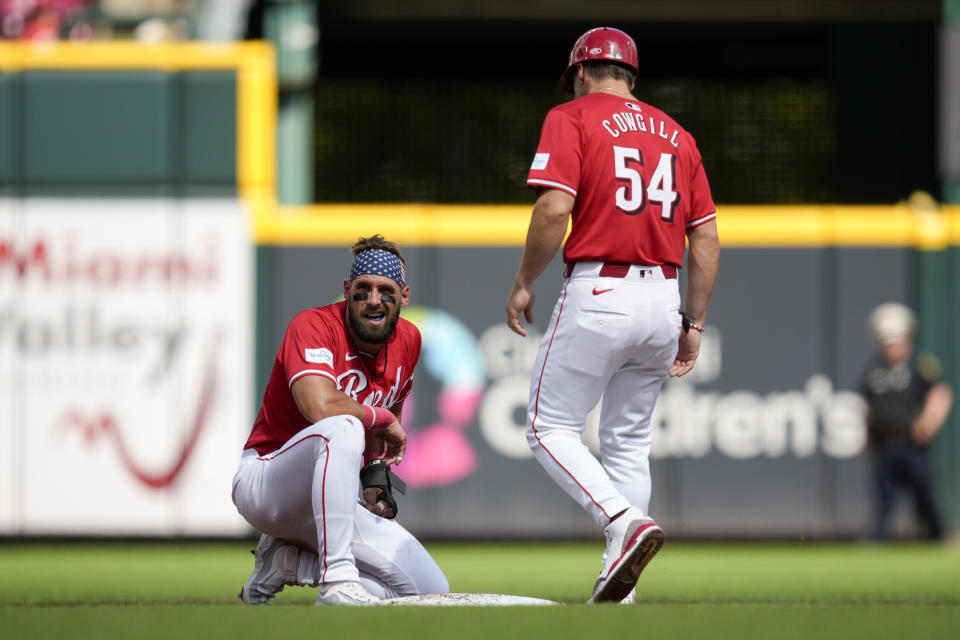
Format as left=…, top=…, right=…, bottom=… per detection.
left=362, top=405, right=396, bottom=431
left=681, top=312, right=705, bottom=334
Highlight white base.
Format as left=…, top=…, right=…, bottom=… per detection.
left=385, top=593, right=559, bottom=606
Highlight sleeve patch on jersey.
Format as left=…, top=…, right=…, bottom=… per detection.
left=530, top=153, right=550, bottom=171
left=304, top=347, right=334, bottom=366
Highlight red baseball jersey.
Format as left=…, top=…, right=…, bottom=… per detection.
left=527, top=92, right=716, bottom=267
left=243, top=301, right=421, bottom=455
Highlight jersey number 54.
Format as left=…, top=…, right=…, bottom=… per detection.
left=613, top=146, right=678, bottom=221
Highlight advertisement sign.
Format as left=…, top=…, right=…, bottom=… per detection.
left=391, top=308, right=870, bottom=538
left=0, top=198, right=252, bottom=535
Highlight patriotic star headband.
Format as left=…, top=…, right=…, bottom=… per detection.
left=349, top=249, right=406, bottom=287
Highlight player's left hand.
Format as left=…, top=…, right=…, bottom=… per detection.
left=669, top=329, right=701, bottom=377
left=360, top=458, right=406, bottom=519
left=506, top=283, right=535, bottom=336
left=362, top=487, right=396, bottom=519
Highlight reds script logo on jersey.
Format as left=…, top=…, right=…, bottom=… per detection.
left=337, top=365, right=412, bottom=408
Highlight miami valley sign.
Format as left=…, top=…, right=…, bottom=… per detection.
left=0, top=198, right=253, bottom=535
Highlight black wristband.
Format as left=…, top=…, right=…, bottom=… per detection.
left=360, top=459, right=407, bottom=518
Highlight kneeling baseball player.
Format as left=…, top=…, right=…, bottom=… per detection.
left=232, top=235, right=449, bottom=605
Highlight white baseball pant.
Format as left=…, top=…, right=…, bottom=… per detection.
left=526, top=262, right=681, bottom=526
left=232, top=415, right=448, bottom=597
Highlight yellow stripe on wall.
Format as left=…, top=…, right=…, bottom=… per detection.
left=252, top=203, right=960, bottom=248
left=233, top=43, right=276, bottom=203
left=254, top=203, right=533, bottom=246
left=0, top=41, right=267, bottom=71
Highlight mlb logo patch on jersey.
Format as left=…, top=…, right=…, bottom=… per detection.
left=304, top=348, right=334, bottom=366
left=531, top=153, right=550, bottom=170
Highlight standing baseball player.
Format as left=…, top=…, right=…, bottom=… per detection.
left=232, top=235, right=448, bottom=605
left=505, top=27, right=720, bottom=603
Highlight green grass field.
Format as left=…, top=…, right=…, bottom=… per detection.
left=2, top=540, right=959, bottom=639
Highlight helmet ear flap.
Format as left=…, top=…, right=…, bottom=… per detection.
left=559, top=63, right=582, bottom=93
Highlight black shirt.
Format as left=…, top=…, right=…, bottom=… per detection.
left=859, top=355, right=937, bottom=446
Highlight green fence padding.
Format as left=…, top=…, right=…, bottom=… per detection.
left=23, top=71, right=172, bottom=184
left=916, top=247, right=960, bottom=531
left=1, top=69, right=236, bottom=189
left=0, top=73, right=16, bottom=187
left=181, top=72, right=236, bottom=184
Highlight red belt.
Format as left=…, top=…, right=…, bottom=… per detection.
left=565, top=262, right=678, bottom=279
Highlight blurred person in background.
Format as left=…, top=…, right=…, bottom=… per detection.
left=505, top=26, right=719, bottom=603
left=232, top=235, right=448, bottom=606
left=860, top=302, right=953, bottom=541
left=0, top=0, right=94, bottom=40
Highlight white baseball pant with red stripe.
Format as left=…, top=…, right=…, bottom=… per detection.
left=526, top=262, right=681, bottom=526
left=231, top=415, right=447, bottom=597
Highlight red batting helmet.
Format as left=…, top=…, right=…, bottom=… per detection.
left=560, top=27, right=639, bottom=93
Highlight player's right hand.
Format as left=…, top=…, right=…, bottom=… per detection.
left=506, top=283, right=535, bottom=337
left=371, top=420, right=407, bottom=465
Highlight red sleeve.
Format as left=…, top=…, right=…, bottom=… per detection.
left=685, top=146, right=717, bottom=229
left=281, top=310, right=339, bottom=387
left=395, top=326, right=421, bottom=406
left=527, top=107, right=582, bottom=197
left=410, top=328, right=422, bottom=371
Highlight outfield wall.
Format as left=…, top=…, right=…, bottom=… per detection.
left=253, top=203, right=960, bottom=539
left=9, top=195, right=957, bottom=539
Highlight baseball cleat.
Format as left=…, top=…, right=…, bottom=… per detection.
left=316, top=580, right=382, bottom=606
left=238, top=534, right=299, bottom=604
left=587, top=508, right=664, bottom=604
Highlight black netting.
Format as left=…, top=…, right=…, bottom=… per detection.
left=313, top=78, right=834, bottom=204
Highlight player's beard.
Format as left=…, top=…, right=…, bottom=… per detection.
left=347, top=303, right=401, bottom=345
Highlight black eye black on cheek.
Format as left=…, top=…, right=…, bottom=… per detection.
left=352, top=292, right=368, bottom=302
left=381, top=294, right=396, bottom=304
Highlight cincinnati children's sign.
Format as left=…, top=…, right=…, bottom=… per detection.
left=388, top=311, right=867, bottom=492
left=0, top=199, right=252, bottom=535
